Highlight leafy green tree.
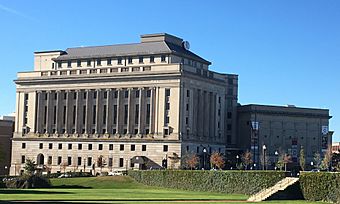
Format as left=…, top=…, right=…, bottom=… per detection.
left=24, top=158, right=36, bottom=175
left=299, top=146, right=306, bottom=171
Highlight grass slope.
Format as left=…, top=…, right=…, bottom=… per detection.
left=0, top=176, right=246, bottom=202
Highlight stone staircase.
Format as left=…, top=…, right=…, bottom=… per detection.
left=247, top=177, right=300, bottom=202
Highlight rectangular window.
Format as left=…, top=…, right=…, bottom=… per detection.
left=87, top=60, right=91, bottom=67
left=39, top=143, right=43, bottom=149
left=119, top=158, right=124, bottom=167
left=107, top=58, right=112, bottom=65
left=139, top=56, right=143, bottom=63
left=83, top=92, right=87, bottom=99
left=146, top=89, right=151, bottom=97
left=150, top=56, right=154, bottom=63
left=114, top=91, right=118, bottom=98
left=128, top=57, right=133, bottom=64
left=142, top=145, right=146, bottom=151
left=185, top=117, right=188, bottom=125
left=72, top=105, right=76, bottom=125
left=22, top=143, right=26, bottom=149
left=186, top=104, right=189, bottom=111
left=165, top=103, right=170, bottom=110
left=109, top=158, right=113, bottom=167
left=227, top=124, right=232, bottom=131
left=83, top=105, right=86, bottom=125
left=146, top=104, right=151, bottom=124
left=165, top=89, right=170, bottom=97
left=124, top=105, right=128, bottom=124
left=48, top=156, right=52, bottom=165
left=78, top=144, right=82, bottom=150
left=58, top=62, right=62, bottom=68
left=21, top=155, right=25, bottom=164
left=68, top=144, right=72, bottom=150
left=227, top=112, right=232, bottom=119
left=97, top=59, right=101, bottom=66
left=163, top=145, right=168, bottom=152
left=78, top=157, right=82, bottom=166
left=120, top=144, right=124, bottom=151
left=63, top=106, right=66, bottom=124
left=77, top=60, right=81, bottom=67
left=67, top=61, right=72, bottom=68
left=135, top=104, right=139, bottom=124
left=98, top=144, right=103, bottom=150
left=117, top=57, right=122, bottom=65
left=57, top=156, right=62, bottom=165
left=104, top=91, right=107, bottom=99
left=135, top=90, right=140, bottom=98
left=187, top=90, right=190, bottom=97
left=109, top=144, right=113, bottom=150
left=165, top=116, right=170, bottom=124
left=161, top=55, right=166, bottom=62
left=58, top=143, right=62, bottom=150
left=131, top=145, right=135, bottom=151
left=124, top=90, right=129, bottom=98
left=87, top=157, right=92, bottom=166
left=103, top=105, right=107, bottom=125
left=164, top=128, right=169, bottom=135
left=49, top=143, right=53, bottom=149
left=67, top=157, right=72, bottom=166
left=88, top=144, right=93, bottom=150
left=113, top=105, right=117, bottom=124
left=93, top=105, right=97, bottom=125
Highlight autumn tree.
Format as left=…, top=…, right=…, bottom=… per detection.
left=97, top=155, right=106, bottom=172
left=182, top=153, right=199, bottom=170
left=299, top=146, right=306, bottom=171
left=283, top=154, right=293, bottom=171
left=242, top=150, right=253, bottom=170
left=210, top=152, right=225, bottom=170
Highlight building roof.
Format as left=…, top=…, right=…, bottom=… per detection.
left=54, top=33, right=211, bottom=64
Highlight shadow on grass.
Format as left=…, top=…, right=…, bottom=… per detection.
left=52, top=185, right=92, bottom=189
left=0, top=189, right=72, bottom=194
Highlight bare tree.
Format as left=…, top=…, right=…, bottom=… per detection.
left=242, top=150, right=253, bottom=170
left=97, top=155, right=106, bottom=173
left=60, top=162, right=68, bottom=174
left=314, top=153, right=322, bottom=169
left=321, top=146, right=333, bottom=171
left=210, top=152, right=225, bottom=170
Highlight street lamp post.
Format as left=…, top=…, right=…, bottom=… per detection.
left=203, top=148, right=207, bottom=170
left=83, top=158, right=86, bottom=173
left=311, top=161, right=314, bottom=170
left=262, top=145, right=267, bottom=170
left=4, top=166, right=8, bottom=177
left=274, top=151, right=279, bottom=170
left=236, top=155, right=239, bottom=168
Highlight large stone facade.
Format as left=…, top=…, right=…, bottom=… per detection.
left=10, top=33, right=238, bottom=175
left=237, top=104, right=332, bottom=169
left=0, top=120, right=14, bottom=175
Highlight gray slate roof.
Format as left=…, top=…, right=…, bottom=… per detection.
left=55, top=41, right=211, bottom=64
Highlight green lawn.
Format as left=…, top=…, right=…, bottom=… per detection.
left=0, top=176, right=326, bottom=203
left=0, top=176, right=246, bottom=202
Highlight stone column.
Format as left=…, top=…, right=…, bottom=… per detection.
left=127, top=88, right=134, bottom=135
left=137, top=88, right=144, bottom=135
left=95, top=89, right=102, bottom=134
left=85, top=90, right=91, bottom=134
left=198, top=89, right=204, bottom=139
left=55, top=90, right=62, bottom=134
left=204, top=91, right=210, bottom=139
left=64, top=90, right=72, bottom=134
left=116, top=89, right=123, bottom=134
left=35, top=91, right=42, bottom=134
left=75, top=90, right=82, bottom=134
left=149, top=87, right=156, bottom=134
left=192, top=89, right=197, bottom=137
left=45, top=91, right=52, bottom=133
left=106, top=89, right=113, bottom=134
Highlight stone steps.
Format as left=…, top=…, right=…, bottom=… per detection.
left=247, top=177, right=299, bottom=202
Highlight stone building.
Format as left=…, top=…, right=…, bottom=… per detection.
left=10, top=33, right=238, bottom=175
left=0, top=119, right=14, bottom=175
left=237, top=104, right=332, bottom=169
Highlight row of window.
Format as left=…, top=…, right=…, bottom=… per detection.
left=56, top=55, right=167, bottom=69
left=22, top=143, right=169, bottom=152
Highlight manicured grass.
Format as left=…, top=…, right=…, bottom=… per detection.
left=0, top=176, right=246, bottom=201
left=0, top=176, right=327, bottom=203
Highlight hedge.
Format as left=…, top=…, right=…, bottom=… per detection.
left=300, top=172, right=340, bottom=203
left=128, top=170, right=288, bottom=195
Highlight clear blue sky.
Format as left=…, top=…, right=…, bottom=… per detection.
left=0, top=0, right=339, bottom=140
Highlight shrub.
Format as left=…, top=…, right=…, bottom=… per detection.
left=5, top=174, right=51, bottom=189
left=300, top=172, right=340, bottom=203
left=128, top=170, right=288, bottom=195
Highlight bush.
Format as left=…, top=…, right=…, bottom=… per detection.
left=300, top=172, right=340, bottom=203
left=5, top=174, right=51, bottom=189
left=46, top=171, right=92, bottom=178
left=128, top=170, right=288, bottom=195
